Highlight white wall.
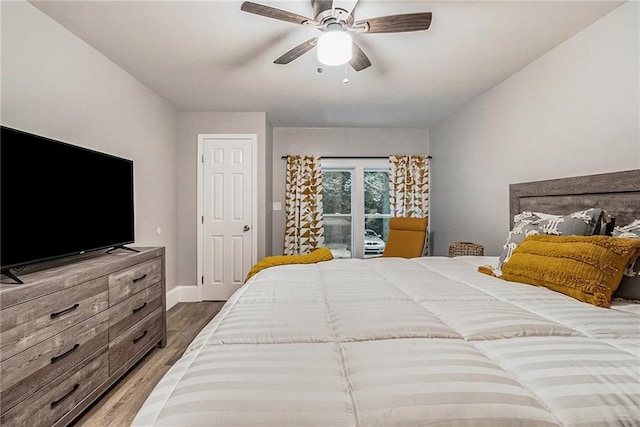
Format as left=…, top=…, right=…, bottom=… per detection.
left=265, top=120, right=274, bottom=256
left=1, top=1, right=180, bottom=290
left=176, top=112, right=271, bottom=288
left=430, top=2, right=639, bottom=257
left=272, top=127, right=430, bottom=255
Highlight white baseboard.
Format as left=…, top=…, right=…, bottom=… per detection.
left=166, top=285, right=201, bottom=310
left=179, top=285, right=201, bottom=302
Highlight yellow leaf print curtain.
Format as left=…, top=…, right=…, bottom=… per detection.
left=389, top=155, right=430, bottom=218
left=284, top=155, right=325, bottom=255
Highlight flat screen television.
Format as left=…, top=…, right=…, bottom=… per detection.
left=1, top=125, right=135, bottom=283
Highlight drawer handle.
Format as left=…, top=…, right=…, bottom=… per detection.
left=50, top=383, right=79, bottom=409
left=132, top=302, right=147, bottom=314
left=50, top=303, right=80, bottom=319
left=132, top=274, right=147, bottom=283
left=51, top=343, right=80, bottom=364
left=133, top=330, right=148, bottom=344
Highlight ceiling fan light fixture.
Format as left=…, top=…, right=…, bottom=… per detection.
left=241, top=1, right=432, bottom=72
left=317, top=29, right=352, bottom=66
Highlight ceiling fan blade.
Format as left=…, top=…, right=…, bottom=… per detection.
left=356, top=12, right=432, bottom=33
left=274, top=38, right=318, bottom=64
left=241, top=1, right=314, bottom=25
left=350, top=43, right=371, bottom=72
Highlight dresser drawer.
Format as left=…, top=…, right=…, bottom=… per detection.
left=109, top=307, right=163, bottom=375
left=0, top=348, right=108, bottom=427
left=0, top=277, right=108, bottom=362
left=109, top=258, right=161, bottom=307
left=108, top=282, right=162, bottom=340
left=0, top=311, right=108, bottom=415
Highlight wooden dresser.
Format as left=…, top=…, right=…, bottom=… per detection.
left=0, top=247, right=166, bottom=427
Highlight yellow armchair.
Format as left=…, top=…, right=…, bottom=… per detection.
left=381, top=217, right=428, bottom=258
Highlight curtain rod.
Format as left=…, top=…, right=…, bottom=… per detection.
left=280, top=155, right=432, bottom=159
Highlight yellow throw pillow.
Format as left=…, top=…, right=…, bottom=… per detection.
left=244, top=247, right=333, bottom=283
left=501, top=235, right=640, bottom=308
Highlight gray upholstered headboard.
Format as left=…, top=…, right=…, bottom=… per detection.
left=509, top=169, right=640, bottom=228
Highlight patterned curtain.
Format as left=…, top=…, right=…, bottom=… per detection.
left=284, top=155, right=325, bottom=255
left=389, top=155, right=430, bottom=218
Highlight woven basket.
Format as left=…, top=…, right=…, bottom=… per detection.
left=448, top=242, right=484, bottom=257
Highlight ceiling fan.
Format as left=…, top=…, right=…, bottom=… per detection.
left=240, top=0, right=432, bottom=71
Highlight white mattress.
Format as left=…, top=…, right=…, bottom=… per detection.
left=132, top=256, right=640, bottom=426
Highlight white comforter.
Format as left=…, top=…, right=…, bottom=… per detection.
left=133, top=256, right=640, bottom=426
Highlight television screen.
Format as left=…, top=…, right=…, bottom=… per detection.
left=1, top=126, right=134, bottom=272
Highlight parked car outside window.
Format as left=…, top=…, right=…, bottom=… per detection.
left=364, top=229, right=385, bottom=255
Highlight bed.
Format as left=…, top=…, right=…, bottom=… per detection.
left=133, top=170, right=640, bottom=427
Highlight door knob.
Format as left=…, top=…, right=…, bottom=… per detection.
left=243, top=225, right=251, bottom=232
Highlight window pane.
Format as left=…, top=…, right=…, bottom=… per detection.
left=324, top=216, right=352, bottom=258
left=364, top=171, right=390, bottom=215
left=322, top=171, right=352, bottom=214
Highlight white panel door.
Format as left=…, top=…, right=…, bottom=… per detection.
left=202, top=136, right=254, bottom=300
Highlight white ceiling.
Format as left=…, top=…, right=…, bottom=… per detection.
left=30, top=0, right=623, bottom=128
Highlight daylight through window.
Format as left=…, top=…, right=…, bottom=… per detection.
left=322, top=159, right=390, bottom=259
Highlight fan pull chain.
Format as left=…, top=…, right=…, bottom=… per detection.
left=343, top=64, right=349, bottom=84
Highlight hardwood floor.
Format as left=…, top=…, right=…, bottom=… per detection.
left=70, top=301, right=225, bottom=427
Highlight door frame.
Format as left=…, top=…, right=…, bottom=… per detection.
left=196, top=133, right=258, bottom=301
